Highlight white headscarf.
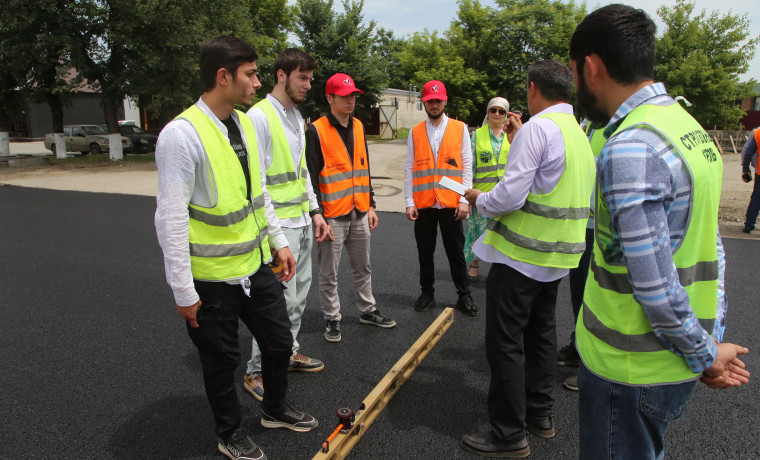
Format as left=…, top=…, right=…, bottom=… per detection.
left=482, top=97, right=510, bottom=127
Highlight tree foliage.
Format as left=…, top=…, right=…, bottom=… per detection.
left=656, top=0, right=758, bottom=129
left=0, top=0, right=85, bottom=132
left=294, top=0, right=389, bottom=122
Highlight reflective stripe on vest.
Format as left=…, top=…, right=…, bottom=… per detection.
left=176, top=105, right=270, bottom=281
left=255, top=99, right=310, bottom=219
left=482, top=112, right=596, bottom=268
left=577, top=102, right=722, bottom=385
left=411, top=120, right=465, bottom=208
left=313, top=116, right=370, bottom=218
left=473, top=125, right=510, bottom=192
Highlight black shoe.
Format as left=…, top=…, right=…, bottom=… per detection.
left=557, top=343, right=580, bottom=367
left=360, top=309, right=397, bottom=328
left=456, top=294, right=477, bottom=317
left=414, top=292, right=435, bottom=312
left=324, top=320, right=341, bottom=343
left=562, top=374, right=579, bottom=392
left=460, top=431, right=530, bottom=458
left=742, top=227, right=752, bottom=234
left=526, top=416, right=555, bottom=439
left=218, top=429, right=267, bottom=460
left=261, top=405, right=319, bottom=432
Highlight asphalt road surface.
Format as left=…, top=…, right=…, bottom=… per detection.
left=1, top=186, right=758, bottom=459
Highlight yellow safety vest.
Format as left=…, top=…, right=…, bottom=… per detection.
left=473, top=125, right=510, bottom=192
left=176, top=105, right=270, bottom=281
left=577, top=102, right=722, bottom=385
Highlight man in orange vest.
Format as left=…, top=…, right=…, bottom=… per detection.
left=404, top=80, right=477, bottom=317
left=305, top=73, right=397, bottom=343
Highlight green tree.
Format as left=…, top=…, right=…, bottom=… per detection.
left=656, top=0, right=758, bottom=129
left=294, top=0, right=389, bottom=122
left=398, top=30, right=487, bottom=124
left=0, top=0, right=84, bottom=133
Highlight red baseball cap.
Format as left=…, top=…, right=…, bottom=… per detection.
left=325, top=73, right=364, bottom=96
left=422, top=80, right=447, bottom=101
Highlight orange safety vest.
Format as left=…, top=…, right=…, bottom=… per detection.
left=411, top=119, right=465, bottom=208
left=312, top=116, right=371, bottom=218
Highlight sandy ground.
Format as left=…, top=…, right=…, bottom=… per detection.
left=1, top=141, right=756, bottom=240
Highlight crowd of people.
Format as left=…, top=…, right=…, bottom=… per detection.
left=154, top=4, right=751, bottom=460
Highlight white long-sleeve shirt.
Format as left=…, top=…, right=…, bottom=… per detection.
left=404, top=114, right=472, bottom=208
left=154, top=97, right=288, bottom=307
left=247, top=94, right=320, bottom=228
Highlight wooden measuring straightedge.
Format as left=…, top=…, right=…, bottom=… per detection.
left=313, top=307, right=455, bottom=460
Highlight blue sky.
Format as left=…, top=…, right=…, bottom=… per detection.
left=307, top=0, right=759, bottom=80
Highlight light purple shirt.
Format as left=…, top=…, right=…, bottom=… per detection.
left=473, top=102, right=575, bottom=282
left=404, top=114, right=472, bottom=208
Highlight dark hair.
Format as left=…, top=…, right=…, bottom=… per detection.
left=527, top=60, right=574, bottom=103
left=199, top=36, right=258, bottom=92
left=569, top=4, right=656, bottom=85
left=273, top=48, right=317, bottom=82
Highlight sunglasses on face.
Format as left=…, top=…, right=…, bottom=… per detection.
left=489, top=108, right=507, bottom=115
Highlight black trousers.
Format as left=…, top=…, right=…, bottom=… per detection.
left=485, top=263, right=560, bottom=443
left=413, top=207, right=470, bottom=297
left=187, top=265, right=293, bottom=438
left=567, top=228, right=595, bottom=345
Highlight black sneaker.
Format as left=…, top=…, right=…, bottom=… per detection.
left=742, top=227, right=752, bottom=234
left=456, top=294, right=477, bottom=317
left=414, top=292, right=435, bottom=312
left=324, top=320, right=341, bottom=343
left=218, top=429, right=266, bottom=460
left=557, top=343, right=580, bottom=367
left=261, top=405, right=319, bottom=432
left=360, top=309, right=397, bottom=328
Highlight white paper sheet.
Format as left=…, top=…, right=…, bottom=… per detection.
left=438, top=176, right=466, bottom=196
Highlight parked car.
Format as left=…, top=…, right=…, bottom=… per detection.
left=107, top=124, right=157, bottom=153
left=43, top=125, right=128, bottom=155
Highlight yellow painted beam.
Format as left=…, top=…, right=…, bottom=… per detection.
left=313, top=307, right=455, bottom=460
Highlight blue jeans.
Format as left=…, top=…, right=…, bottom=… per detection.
left=578, top=364, right=696, bottom=460
left=744, top=173, right=760, bottom=231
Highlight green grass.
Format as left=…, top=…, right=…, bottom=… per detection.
left=48, top=153, right=155, bottom=165
left=366, top=127, right=410, bottom=143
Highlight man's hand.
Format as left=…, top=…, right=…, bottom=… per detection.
left=464, top=188, right=482, bottom=206
left=176, top=300, right=202, bottom=328
left=742, top=172, right=752, bottom=183
left=454, top=202, right=470, bottom=221
left=368, top=207, right=379, bottom=230
left=406, top=206, right=418, bottom=221
left=701, top=342, right=750, bottom=389
left=313, top=213, right=332, bottom=243
left=505, top=111, right=523, bottom=143
left=275, top=247, right=296, bottom=283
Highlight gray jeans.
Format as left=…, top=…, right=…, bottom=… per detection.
left=318, top=211, right=376, bottom=320
left=247, top=224, right=313, bottom=373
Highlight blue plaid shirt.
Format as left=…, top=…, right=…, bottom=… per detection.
left=598, top=83, right=726, bottom=374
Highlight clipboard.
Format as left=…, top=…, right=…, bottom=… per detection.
left=438, top=176, right=466, bottom=196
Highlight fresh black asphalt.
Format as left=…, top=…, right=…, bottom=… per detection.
left=1, top=186, right=758, bottom=459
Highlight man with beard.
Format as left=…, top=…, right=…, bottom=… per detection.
left=155, top=36, right=318, bottom=460
left=243, top=48, right=330, bottom=402
left=404, top=80, right=477, bottom=317
left=461, top=60, right=595, bottom=457
left=569, top=4, right=750, bottom=458
left=306, top=73, right=396, bottom=343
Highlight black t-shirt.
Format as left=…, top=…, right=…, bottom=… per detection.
left=221, top=116, right=251, bottom=200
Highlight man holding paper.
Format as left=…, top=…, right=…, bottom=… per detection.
left=461, top=60, right=595, bottom=457
left=404, top=80, right=477, bottom=317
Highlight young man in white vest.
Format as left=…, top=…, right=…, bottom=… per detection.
left=404, top=80, right=477, bottom=317
left=569, top=5, right=749, bottom=458
left=305, top=73, right=396, bottom=343
left=462, top=60, right=596, bottom=457
left=243, top=48, right=330, bottom=402
left=155, top=36, right=317, bottom=460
